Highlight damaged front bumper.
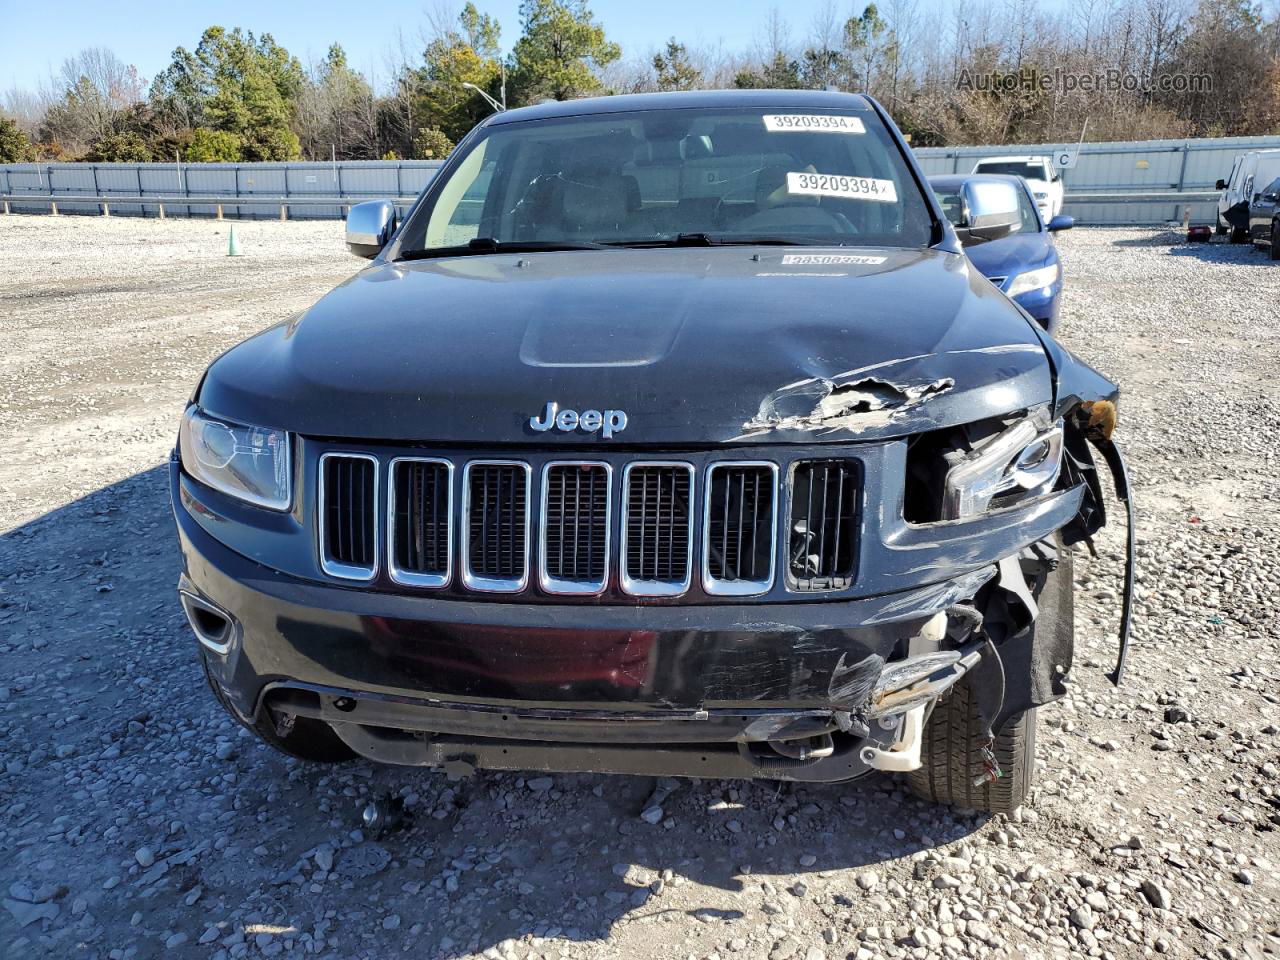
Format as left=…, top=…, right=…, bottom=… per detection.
left=175, top=469, right=1082, bottom=782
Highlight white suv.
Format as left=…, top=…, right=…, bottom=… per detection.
left=972, top=156, right=1063, bottom=219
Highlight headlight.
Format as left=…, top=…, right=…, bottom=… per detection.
left=942, top=418, right=1063, bottom=519
left=1006, top=263, right=1059, bottom=298
left=178, top=407, right=292, bottom=510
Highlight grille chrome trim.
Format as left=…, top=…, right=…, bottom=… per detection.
left=461, top=460, right=532, bottom=593
left=620, top=461, right=695, bottom=597
left=701, top=461, right=778, bottom=597
left=317, top=452, right=379, bottom=582
left=538, top=461, right=613, bottom=596
left=387, top=456, right=454, bottom=588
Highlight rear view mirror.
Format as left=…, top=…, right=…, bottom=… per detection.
left=345, top=200, right=398, bottom=259
left=956, top=180, right=1021, bottom=246
left=1216, top=179, right=1227, bottom=191
left=1047, top=215, right=1074, bottom=232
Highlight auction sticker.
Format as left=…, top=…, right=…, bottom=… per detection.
left=786, top=171, right=897, bottom=203
left=780, top=254, right=887, bottom=265
left=763, top=114, right=865, bottom=134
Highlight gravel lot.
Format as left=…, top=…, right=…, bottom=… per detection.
left=1, top=215, right=1278, bottom=960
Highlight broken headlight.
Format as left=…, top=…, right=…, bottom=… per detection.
left=179, top=407, right=292, bottom=510
left=941, top=417, right=1063, bottom=519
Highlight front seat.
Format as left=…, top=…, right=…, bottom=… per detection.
left=537, top=166, right=630, bottom=241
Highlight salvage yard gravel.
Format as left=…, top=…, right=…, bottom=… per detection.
left=1, top=215, right=1278, bottom=959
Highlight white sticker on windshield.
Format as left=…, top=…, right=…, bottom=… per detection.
left=763, top=114, right=866, bottom=134
left=780, top=254, right=887, bottom=265
left=786, top=172, right=898, bottom=203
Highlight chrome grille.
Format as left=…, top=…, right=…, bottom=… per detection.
left=317, top=450, right=860, bottom=597
left=540, top=462, right=611, bottom=594
left=389, top=457, right=452, bottom=587
left=703, top=462, right=778, bottom=595
left=319, top=453, right=378, bottom=580
left=621, top=462, right=694, bottom=596
left=788, top=459, right=859, bottom=591
left=462, top=461, right=531, bottom=592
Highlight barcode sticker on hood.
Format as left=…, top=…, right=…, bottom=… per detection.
left=786, top=172, right=898, bottom=203
left=763, top=114, right=866, bottom=134
left=780, top=254, right=888, bottom=265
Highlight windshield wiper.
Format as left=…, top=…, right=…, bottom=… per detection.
left=607, top=233, right=838, bottom=248
left=395, top=237, right=610, bottom=261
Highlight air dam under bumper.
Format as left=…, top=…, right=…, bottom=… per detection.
left=174, top=464, right=1049, bottom=781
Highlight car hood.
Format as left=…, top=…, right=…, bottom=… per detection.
left=964, top=232, right=1055, bottom=284
left=198, top=246, right=1054, bottom=446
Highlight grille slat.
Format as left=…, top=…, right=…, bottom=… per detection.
left=540, top=462, right=611, bottom=594
left=389, top=458, right=452, bottom=587
left=463, top=462, right=530, bottom=591
left=788, top=459, right=859, bottom=591
left=621, top=463, right=693, bottom=596
left=319, top=454, right=377, bottom=579
left=704, top=463, right=777, bottom=595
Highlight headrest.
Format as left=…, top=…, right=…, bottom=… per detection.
left=559, top=172, right=629, bottom=232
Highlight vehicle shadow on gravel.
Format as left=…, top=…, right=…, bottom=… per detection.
left=2, top=467, right=991, bottom=958
left=1108, top=231, right=1275, bottom=263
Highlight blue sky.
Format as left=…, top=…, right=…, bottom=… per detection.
left=0, top=0, right=857, bottom=93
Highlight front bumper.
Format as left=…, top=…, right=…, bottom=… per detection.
left=172, top=449, right=1081, bottom=780
left=178, top=492, right=977, bottom=780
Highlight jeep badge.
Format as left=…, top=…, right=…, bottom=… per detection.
left=528, top=401, right=628, bottom=438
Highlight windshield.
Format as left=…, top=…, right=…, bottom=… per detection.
left=975, top=160, right=1050, bottom=180
left=393, top=105, right=934, bottom=256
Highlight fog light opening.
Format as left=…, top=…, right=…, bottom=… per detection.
left=179, top=591, right=235, bottom=655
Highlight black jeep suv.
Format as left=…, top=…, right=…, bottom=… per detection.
left=171, top=90, right=1132, bottom=813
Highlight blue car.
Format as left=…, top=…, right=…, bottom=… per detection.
left=929, top=174, right=1073, bottom=333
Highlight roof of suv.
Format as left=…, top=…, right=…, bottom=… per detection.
left=487, top=89, right=875, bottom=125
left=974, top=156, right=1052, bottom=165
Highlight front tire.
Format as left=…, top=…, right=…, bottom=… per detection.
left=906, top=680, right=1037, bottom=814
left=201, top=657, right=354, bottom=764
left=1271, top=224, right=1280, bottom=261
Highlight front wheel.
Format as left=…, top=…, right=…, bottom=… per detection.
left=905, top=681, right=1037, bottom=814
left=1271, top=224, right=1280, bottom=261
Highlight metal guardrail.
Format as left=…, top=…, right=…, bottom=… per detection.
left=0, top=193, right=418, bottom=218
left=1064, top=191, right=1219, bottom=204
left=0, top=189, right=1222, bottom=221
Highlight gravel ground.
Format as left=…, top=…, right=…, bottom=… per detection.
left=1, top=215, right=1279, bottom=960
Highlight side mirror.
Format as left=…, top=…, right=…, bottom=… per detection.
left=1216, top=179, right=1227, bottom=191
left=956, top=180, right=1021, bottom=245
left=1047, top=214, right=1074, bottom=232
left=345, top=200, right=398, bottom=259
left=959, top=219, right=1017, bottom=245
